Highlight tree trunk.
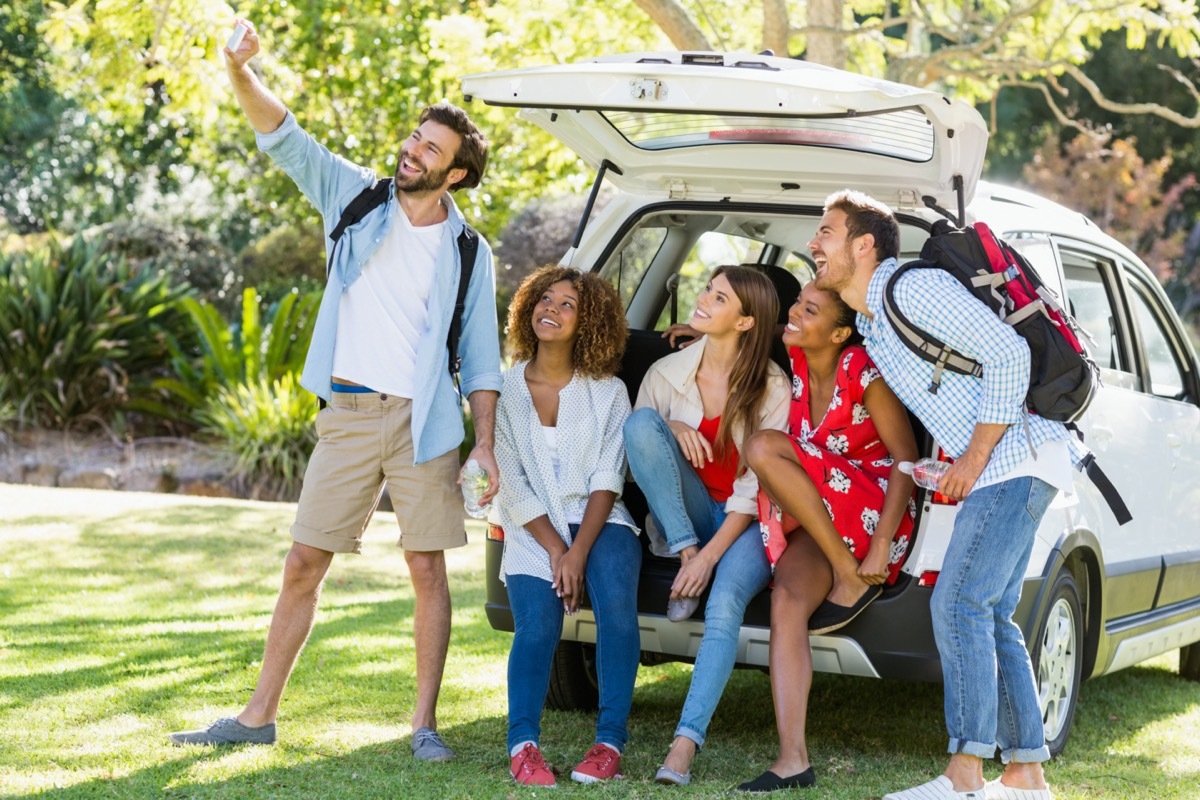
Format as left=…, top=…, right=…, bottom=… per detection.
left=806, top=0, right=846, bottom=69
left=632, top=0, right=712, bottom=51
left=762, top=0, right=790, bottom=57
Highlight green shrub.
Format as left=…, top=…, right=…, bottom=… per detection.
left=237, top=224, right=326, bottom=306
left=156, top=287, right=321, bottom=421
left=198, top=372, right=317, bottom=501
left=0, top=236, right=193, bottom=430
left=90, top=219, right=239, bottom=315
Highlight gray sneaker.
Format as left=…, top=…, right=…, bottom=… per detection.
left=168, top=716, right=277, bottom=746
left=411, top=726, right=455, bottom=762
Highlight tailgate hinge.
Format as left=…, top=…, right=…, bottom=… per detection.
left=896, top=189, right=919, bottom=211
left=668, top=180, right=688, bottom=200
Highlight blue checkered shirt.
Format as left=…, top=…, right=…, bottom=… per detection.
left=859, top=258, right=1084, bottom=487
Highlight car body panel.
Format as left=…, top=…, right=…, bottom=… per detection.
left=468, top=52, right=1200, bottom=743
left=462, top=51, right=988, bottom=211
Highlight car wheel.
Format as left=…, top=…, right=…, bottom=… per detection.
left=1180, top=642, right=1200, bottom=681
left=1032, top=571, right=1083, bottom=757
left=546, top=640, right=599, bottom=711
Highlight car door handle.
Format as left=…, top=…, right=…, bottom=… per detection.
left=1091, top=424, right=1114, bottom=443
left=1167, top=433, right=1183, bottom=448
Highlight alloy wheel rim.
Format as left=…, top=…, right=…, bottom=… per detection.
left=1037, top=596, right=1078, bottom=742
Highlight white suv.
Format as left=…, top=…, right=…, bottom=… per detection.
left=463, top=52, right=1200, bottom=756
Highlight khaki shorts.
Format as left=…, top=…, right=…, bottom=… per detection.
left=290, top=391, right=467, bottom=554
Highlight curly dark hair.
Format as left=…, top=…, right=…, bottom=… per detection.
left=506, top=265, right=628, bottom=378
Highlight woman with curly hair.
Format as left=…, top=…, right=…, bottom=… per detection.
left=623, top=264, right=790, bottom=786
left=493, top=264, right=640, bottom=787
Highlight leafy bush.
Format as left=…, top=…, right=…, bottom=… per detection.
left=198, top=372, right=316, bottom=501
left=237, top=224, right=326, bottom=306
left=90, top=219, right=240, bottom=314
left=0, top=236, right=193, bottom=430
left=155, top=287, right=321, bottom=421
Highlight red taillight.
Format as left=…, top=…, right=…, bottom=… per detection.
left=487, top=524, right=505, bottom=542
left=929, top=448, right=958, bottom=507
left=918, top=571, right=940, bottom=587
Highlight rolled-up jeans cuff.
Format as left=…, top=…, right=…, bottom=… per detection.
left=1000, top=745, right=1051, bottom=764
left=674, top=725, right=704, bottom=749
left=948, top=738, right=997, bottom=760
left=668, top=536, right=699, bottom=554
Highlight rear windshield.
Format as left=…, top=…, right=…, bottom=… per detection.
left=602, top=108, right=935, bottom=162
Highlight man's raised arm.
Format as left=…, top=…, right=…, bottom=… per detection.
left=223, top=19, right=288, bottom=135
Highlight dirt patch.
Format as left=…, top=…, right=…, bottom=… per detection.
left=0, top=429, right=241, bottom=498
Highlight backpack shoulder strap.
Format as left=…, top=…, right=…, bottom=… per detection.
left=882, top=261, right=982, bottom=393
left=1079, top=451, right=1133, bottom=525
left=326, top=177, right=394, bottom=275
left=447, top=223, right=480, bottom=379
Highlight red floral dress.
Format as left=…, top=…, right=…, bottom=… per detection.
left=757, top=344, right=915, bottom=583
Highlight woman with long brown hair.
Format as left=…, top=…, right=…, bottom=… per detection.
left=623, top=264, right=790, bottom=785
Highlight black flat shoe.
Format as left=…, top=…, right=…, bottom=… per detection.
left=737, top=767, right=816, bottom=793
left=808, top=585, right=883, bottom=635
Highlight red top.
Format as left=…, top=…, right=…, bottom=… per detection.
left=695, top=415, right=739, bottom=503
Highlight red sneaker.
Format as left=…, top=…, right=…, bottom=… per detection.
left=571, top=743, right=622, bottom=783
left=510, top=742, right=556, bottom=787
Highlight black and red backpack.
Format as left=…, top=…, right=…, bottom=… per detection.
left=882, top=218, right=1129, bottom=525
left=882, top=218, right=1097, bottom=423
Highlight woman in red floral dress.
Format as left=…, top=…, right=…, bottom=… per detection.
left=737, top=282, right=917, bottom=793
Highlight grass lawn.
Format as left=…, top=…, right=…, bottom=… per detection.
left=1, top=483, right=1198, bottom=799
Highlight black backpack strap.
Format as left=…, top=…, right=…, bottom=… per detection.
left=1078, top=452, right=1133, bottom=526
left=882, top=262, right=982, bottom=393
left=447, top=223, right=479, bottom=383
left=326, top=177, right=394, bottom=276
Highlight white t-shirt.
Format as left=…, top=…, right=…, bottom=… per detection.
left=331, top=203, right=445, bottom=397
left=540, top=424, right=583, bottom=525
left=976, top=437, right=1074, bottom=495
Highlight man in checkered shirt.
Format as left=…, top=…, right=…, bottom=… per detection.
left=811, top=190, right=1079, bottom=800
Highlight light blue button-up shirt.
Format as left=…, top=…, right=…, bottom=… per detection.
left=859, top=257, right=1084, bottom=487
left=257, top=113, right=502, bottom=464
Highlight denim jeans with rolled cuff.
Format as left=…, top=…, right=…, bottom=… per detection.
left=931, top=475, right=1058, bottom=763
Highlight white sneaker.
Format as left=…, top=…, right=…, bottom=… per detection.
left=985, top=778, right=1052, bottom=800
left=883, top=775, right=985, bottom=800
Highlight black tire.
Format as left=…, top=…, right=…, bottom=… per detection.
left=1180, top=643, right=1200, bottom=681
left=546, top=641, right=599, bottom=711
left=1032, top=571, right=1084, bottom=758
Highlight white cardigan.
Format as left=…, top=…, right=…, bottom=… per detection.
left=634, top=336, right=790, bottom=516
left=494, top=362, right=639, bottom=583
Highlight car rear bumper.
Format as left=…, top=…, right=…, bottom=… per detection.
left=486, top=537, right=955, bottom=681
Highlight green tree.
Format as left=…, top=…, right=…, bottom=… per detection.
left=635, top=0, right=1200, bottom=124
left=35, top=0, right=665, bottom=244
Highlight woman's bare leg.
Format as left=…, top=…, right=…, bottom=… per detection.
left=766, top=532, right=831, bottom=776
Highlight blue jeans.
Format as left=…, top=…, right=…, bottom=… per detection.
left=624, top=407, right=771, bottom=746
left=931, top=476, right=1058, bottom=763
left=506, top=522, right=642, bottom=752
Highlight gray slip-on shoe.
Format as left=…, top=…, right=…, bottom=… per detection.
left=666, top=596, right=701, bottom=622
left=656, top=765, right=691, bottom=786
left=168, top=716, right=277, bottom=746
left=411, top=726, right=455, bottom=762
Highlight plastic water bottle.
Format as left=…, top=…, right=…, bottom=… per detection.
left=898, top=458, right=951, bottom=491
left=460, top=459, right=491, bottom=518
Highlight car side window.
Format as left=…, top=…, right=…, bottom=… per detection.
left=652, top=232, right=768, bottom=330
left=1126, top=274, right=1192, bottom=401
left=1059, top=248, right=1130, bottom=378
left=601, top=226, right=669, bottom=311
